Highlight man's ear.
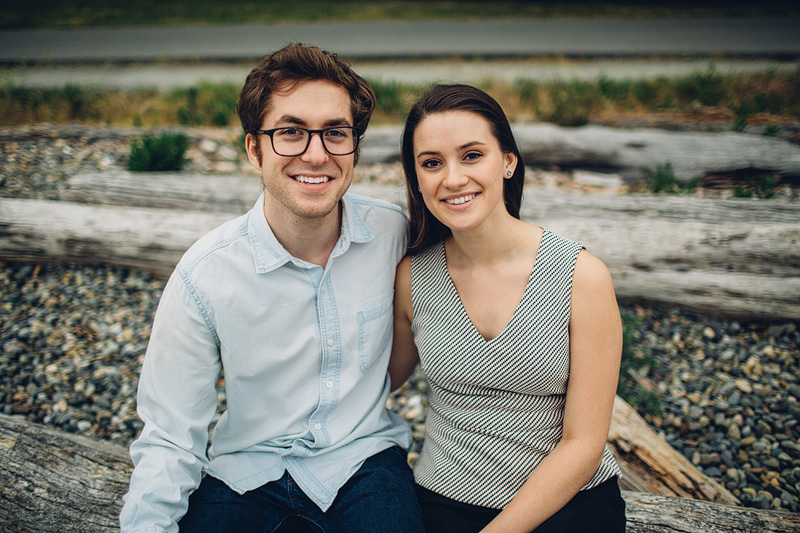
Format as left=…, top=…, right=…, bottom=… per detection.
left=245, top=133, right=262, bottom=171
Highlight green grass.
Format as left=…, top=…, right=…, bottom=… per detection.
left=617, top=312, right=663, bottom=417
left=733, top=175, right=778, bottom=199
left=642, top=163, right=700, bottom=195
left=3, top=1, right=799, bottom=29
left=2, top=69, right=799, bottom=129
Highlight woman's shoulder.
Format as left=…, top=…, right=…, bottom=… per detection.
left=539, top=227, right=582, bottom=252
left=573, top=248, right=615, bottom=294
left=410, top=240, right=445, bottom=265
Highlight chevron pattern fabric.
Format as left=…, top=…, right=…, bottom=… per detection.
left=410, top=230, right=620, bottom=508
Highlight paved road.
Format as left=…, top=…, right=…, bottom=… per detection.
left=5, top=58, right=798, bottom=89
left=2, top=18, right=799, bottom=64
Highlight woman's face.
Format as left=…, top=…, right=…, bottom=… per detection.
left=413, top=110, right=517, bottom=234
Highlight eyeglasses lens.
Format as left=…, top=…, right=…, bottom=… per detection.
left=272, top=127, right=357, bottom=156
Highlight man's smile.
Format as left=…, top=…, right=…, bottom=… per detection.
left=293, top=174, right=333, bottom=184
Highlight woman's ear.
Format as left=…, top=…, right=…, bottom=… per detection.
left=504, top=152, right=518, bottom=179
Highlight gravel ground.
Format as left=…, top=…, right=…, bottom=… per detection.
left=1, top=125, right=799, bottom=513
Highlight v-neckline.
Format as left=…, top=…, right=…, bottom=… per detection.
left=442, top=230, right=548, bottom=343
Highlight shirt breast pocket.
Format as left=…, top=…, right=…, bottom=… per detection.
left=357, top=296, right=393, bottom=374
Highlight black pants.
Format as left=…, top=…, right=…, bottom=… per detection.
left=415, top=476, right=626, bottom=533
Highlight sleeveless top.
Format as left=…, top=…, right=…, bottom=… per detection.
left=410, top=230, right=621, bottom=509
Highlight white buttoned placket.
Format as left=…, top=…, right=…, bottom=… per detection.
left=304, top=261, right=342, bottom=447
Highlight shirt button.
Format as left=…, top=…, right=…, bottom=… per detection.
left=321, top=284, right=327, bottom=293
left=326, top=381, right=333, bottom=389
left=327, top=338, right=335, bottom=346
left=314, top=423, right=322, bottom=430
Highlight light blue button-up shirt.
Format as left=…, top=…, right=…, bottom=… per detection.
left=120, top=192, right=411, bottom=533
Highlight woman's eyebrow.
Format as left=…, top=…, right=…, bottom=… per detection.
left=458, top=141, right=486, bottom=150
left=416, top=140, right=486, bottom=159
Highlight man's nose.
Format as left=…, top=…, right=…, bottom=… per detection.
left=301, top=132, right=330, bottom=164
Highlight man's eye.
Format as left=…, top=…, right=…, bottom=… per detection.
left=278, top=128, right=304, bottom=137
left=325, top=128, right=346, bottom=138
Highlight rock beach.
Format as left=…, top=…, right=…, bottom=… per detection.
left=1, top=124, right=798, bottom=512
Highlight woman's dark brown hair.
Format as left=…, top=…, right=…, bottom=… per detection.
left=401, top=84, right=525, bottom=255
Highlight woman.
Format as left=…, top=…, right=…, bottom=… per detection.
left=389, top=84, right=626, bottom=533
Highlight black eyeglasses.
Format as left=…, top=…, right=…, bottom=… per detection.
left=256, top=126, right=360, bottom=157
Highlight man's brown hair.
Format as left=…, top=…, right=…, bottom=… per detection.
left=237, top=43, right=376, bottom=160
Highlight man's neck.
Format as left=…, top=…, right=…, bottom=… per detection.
left=264, top=201, right=343, bottom=268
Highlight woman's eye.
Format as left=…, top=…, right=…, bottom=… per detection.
left=464, top=151, right=482, bottom=161
left=420, top=159, right=441, bottom=169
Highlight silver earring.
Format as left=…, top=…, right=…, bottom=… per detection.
left=506, top=171, right=512, bottom=176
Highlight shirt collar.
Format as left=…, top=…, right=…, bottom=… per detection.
left=247, top=192, right=375, bottom=273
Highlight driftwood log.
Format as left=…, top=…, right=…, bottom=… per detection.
left=3, top=407, right=799, bottom=533
left=509, top=124, right=800, bottom=183
left=358, top=124, right=800, bottom=183
left=610, top=396, right=737, bottom=504
left=2, top=173, right=798, bottom=321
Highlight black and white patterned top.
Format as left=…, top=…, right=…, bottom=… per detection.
left=410, top=230, right=621, bottom=509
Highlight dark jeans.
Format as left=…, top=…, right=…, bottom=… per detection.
left=179, top=446, right=424, bottom=533
left=416, top=476, right=626, bottom=533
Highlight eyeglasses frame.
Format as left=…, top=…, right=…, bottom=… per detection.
left=255, top=126, right=361, bottom=157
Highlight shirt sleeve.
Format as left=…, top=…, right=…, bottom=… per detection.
left=120, top=268, right=222, bottom=532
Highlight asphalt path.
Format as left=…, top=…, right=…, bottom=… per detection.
left=4, top=58, right=798, bottom=90
left=2, top=18, right=799, bottom=64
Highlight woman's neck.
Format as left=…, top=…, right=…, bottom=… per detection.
left=445, top=214, right=532, bottom=269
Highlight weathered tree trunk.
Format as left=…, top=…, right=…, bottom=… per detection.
left=509, top=123, right=800, bottom=183
left=0, top=413, right=130, bottom=532
left=0, top=197, right=234, bottom=278
left=359, top=124, right=800, bottom=183
left=62, top=172, right=263, bottom=212
left=622, top=490, right=800, bottom=533
left=2, top=413, right=800, bottom=532
left=518, top=190, right=800, bottom=322
left=3, top=174, right=798, bottom=321
left=610, top=396, right=737, bottom=504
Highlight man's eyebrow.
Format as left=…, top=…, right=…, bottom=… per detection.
left=272, top=115, right=353, bottom=127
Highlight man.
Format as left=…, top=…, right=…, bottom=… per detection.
left=120, top=43, right=423, bottom=532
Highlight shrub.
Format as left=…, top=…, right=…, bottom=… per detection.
left=644, top=162, right=680, bottom=194
left=597, top=76, right=631, bottom=102
left=369, top=79, right=407, bottom=115
left=732, top=175, right=777, bottom=199
left=677, top=69, right=726, bottom=107
left=753, top=91, right=784, bottom=114
left=753, top=174, right=777, bottom=198
left=642, top=164, right=700, bottom=195
left=127, top=132, right=188, bottom=172
left=617, top=312, right=663, bottom=417
left=543, top=81, right=598, bottom=127
left=514, top=79, right=539, bottom=106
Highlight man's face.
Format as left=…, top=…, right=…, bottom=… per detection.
left=246, top=80, right=355, bottom=224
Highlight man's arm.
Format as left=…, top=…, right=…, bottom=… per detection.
left=120, top=269, right=222, bottom=533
